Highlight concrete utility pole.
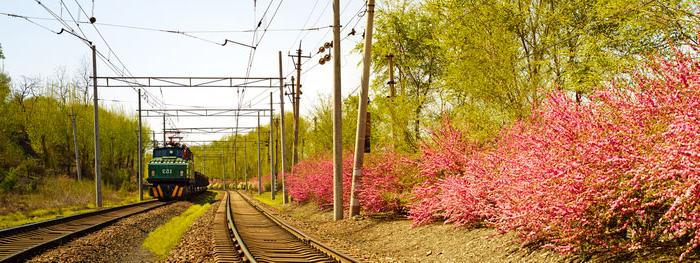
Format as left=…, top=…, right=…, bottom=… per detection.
left=278, top=51, right=289, bottom=204
left=350, top=0, right=376, bottom=217
left=270, top=92, right=276, bottom=200
left=332, top=0, right=343, bottom=220
left=257, top=112, right=262, bottom=195
left=152, top=131, right=156, bottom=148
left=91, top=45, right=102, bottom=208
left=70, top=113, right=82, bottom=181
left=137, top=89, right=143, bottom=201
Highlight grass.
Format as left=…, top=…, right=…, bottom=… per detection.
left=142, top=203, right=211, bottom=259
left=141, top=191, right=219, bottom=258
left=0, top=176, right=144, bottom=229
left=254, top=191, right=285, bottom=207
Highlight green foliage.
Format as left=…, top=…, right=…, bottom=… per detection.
left=0, top=176, right=140, bottom=228
left=0, top=50, right=152, bottom=196
left=363, top=0, right=700, bottom=143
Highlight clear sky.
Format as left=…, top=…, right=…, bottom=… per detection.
left=1, top=0, right=369, bottom=144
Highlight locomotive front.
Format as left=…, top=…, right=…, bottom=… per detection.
left=147, top=144, right=194, bottom=200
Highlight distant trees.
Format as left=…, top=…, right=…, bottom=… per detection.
left=0, top=46, right=149, bottom=193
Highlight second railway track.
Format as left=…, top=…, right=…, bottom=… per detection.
left=214, top=191, right=360, bottom=263
left=0, top=200, right=167, bottom=262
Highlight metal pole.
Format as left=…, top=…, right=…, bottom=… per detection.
left=350, top=0, right=376, bottom=217
left=221, top=154, right=224, bottom=190
left=91, top=45, right=102, bottom=208
left=137, top=89, right=143, bottom=201
left=70, top=113, right=82, bottom=181
left=270, top=92, right=276, bottom=199
left=257, top=112, right=262, bottom=195
left=162, top=114, right=166, bottom=146
left=233, top=143, right=237, bottom=189
left=332, top=0, right=343, bottom=220
left=278, top=51, right=288, bottom=204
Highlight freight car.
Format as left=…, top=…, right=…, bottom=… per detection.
left=147, top=140, right=208, bottom=200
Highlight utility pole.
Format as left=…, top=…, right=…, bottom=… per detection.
left=220, top=154, right=224, bottom=190
left=152, top=131, right=156, bottom=148
left=387, top=54, right=397, bottom=150
left=387, top=54, right=396, bottom=98
left=91, top=45, right=102, bottom=208
left=137, top=89, right=143, bottom=201
left=289, top=43, right=310, bottom=167
left=332, top=0, right=343, bottom=220
left=70, top=113, right=82, bottom=181
left=233, top=142, right=237, bottom=189
left=274, top=118, right=280, bottom=195
left=244, top=139, right=248, bottom=190
left=257, top=112, right=262, bottom=195
left=350, top=0, right=376, bottom=217
left=270, top=92, right=276, bottom=200
left=278, top=51, right=288, bottom=204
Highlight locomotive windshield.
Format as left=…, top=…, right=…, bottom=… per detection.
left=153, top=148, right=181, bottom=158
left=152, top=147, right=192, bottom=160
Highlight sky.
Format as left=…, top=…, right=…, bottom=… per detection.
left=1, top=0, right=371, bottom=145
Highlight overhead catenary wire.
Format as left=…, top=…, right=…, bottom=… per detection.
left=31, top=0, right=178, bottom=130
left=72, top=0, right=180, bottom=130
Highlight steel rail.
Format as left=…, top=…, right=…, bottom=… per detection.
left=0, top=200, right=166, bottom=262
left=223, top=190, right=361, bottom=263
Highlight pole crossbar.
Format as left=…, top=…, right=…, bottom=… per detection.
left=141, top=108, right=273, bottom=118
left=95, top=76, right=281, bottom=88
left=161, top=127, right=257, bottom=133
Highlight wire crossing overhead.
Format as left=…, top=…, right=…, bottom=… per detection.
left=95, top=76, right=282, bottom=88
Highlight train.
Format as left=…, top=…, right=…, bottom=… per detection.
left=147, top=139, right=208, bottom=200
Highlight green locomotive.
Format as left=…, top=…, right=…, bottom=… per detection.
left=147, top=141, right=208, bottom=200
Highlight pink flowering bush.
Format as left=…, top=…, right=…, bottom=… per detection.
left=288, top=151, right=418, bottom=214
left=359, top=151, right=419, bottom=214
left=287, top=152, right=353, bottom=209
left=288, top=50, right=700, bottom=258
left=408, top=50, right=700, bottom=258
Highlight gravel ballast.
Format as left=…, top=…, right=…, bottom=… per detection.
left=246, top=192, right=568, bottom=263
left=163, top=201, right=218, bottom=263
left=28, top=202, right=191, bottom=263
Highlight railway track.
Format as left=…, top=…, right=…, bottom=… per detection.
left=213, top=191, right=360, bottom=263
left=0, top=200, right=167, bottom=262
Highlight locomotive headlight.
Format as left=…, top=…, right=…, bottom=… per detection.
left=180, top=170, right=184, bottom=177
left=151, top=170, right=155, bottom=177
